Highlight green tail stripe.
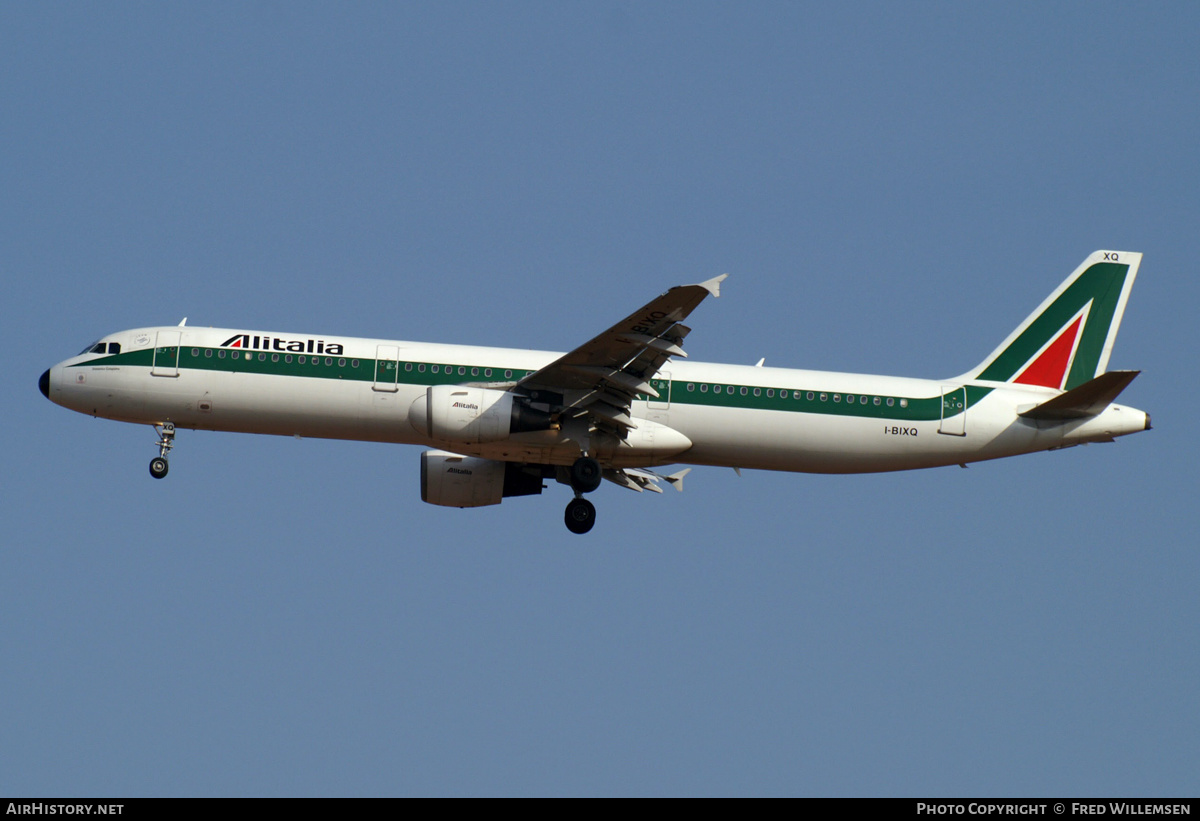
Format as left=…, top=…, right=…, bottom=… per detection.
left=976, top=262, right=1130, bottom=390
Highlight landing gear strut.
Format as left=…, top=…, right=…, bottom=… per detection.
left=564, top=456, right=602, bottom=534
left=149, top=422, right=175, bottom=479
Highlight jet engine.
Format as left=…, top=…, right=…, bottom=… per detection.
left=408, top=385, right=554, bottom=444
left=420, top=450, right=545, bottom=508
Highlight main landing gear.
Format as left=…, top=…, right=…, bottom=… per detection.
left=564, top=456, right=602, bottom=535
left=149, top=422, right=175, bottom=479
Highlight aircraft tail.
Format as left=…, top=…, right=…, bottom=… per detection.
left=961, top=251, right=1142, bottom=390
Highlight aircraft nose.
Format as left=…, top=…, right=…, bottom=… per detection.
left=39, top=369, right=50, bottom=399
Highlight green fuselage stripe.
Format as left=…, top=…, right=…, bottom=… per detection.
left=74, top=346, right=991, bottom=422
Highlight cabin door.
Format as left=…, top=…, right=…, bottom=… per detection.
left=373, top=345, right=401, bottom=392
left=939, top=385, right=967, bottom=436
left=646, top=372, right=672, bottom=410
left=151, top=331, right=181, bottom=377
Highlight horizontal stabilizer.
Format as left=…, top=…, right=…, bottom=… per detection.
left=1019, top=370, right=1140, bottom=421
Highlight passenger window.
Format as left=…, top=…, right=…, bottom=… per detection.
left=405, top=363, right=412, bottom=371
left=886, top=398, right=894, bottom=406
left=205, top=349, right=212, bottom=358
left=806, top=392, right=814, bottom=401
left=271, top=354, right=279, bottom=362
left=766, top=389, right=773, bottom=398
left=900, top=399, right=908, bottom=408
left=700, top=384, right=708, bottom=393
left=431, top=365, right=439, bottom=373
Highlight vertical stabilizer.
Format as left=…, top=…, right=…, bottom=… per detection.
left=962, top=251, right=1141, bottom=390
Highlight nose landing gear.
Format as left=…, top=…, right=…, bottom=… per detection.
left=149, top=422, right=175, bottom=479
left=564, top=456, right=602, bottom=534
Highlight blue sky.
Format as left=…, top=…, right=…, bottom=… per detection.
left=3, top=3, right=1197, bottom=796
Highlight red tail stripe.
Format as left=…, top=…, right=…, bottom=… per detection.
left=1013, top=316, right=1083, bottom=389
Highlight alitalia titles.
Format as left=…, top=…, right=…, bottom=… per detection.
left=220, top=334, right=343, bottom=356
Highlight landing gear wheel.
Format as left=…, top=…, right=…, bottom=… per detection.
left=149, top=457, right=169, bottom=479
left=564, top=497, right=597, bottom=535
left=150, top=422, right=176, bottom=479
left=570, top=456, right=602, bottom=494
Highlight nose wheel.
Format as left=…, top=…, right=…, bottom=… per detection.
left=149, top=422, right=175, bottom=480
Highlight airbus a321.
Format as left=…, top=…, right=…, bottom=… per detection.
left=40, top=251, right=1150, bottom=534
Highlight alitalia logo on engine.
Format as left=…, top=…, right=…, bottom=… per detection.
left=220, top=334, right=344, bottom=355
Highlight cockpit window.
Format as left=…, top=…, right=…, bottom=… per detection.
left=78, top=341, right=121, bottom=355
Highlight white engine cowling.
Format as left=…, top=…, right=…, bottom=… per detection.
left=420, top=450, right=544, bottom=508
left=409, top=385, right=553, bottom=444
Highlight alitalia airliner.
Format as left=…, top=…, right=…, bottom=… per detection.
left=40, top=250, right=1149, bottom=533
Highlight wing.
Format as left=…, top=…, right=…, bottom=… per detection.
left=515, top=274, right=727, bottom=434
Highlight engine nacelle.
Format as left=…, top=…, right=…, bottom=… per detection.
left=420, top=450, right=544, bottom=508
left=409, top=385, right=554, bottom=444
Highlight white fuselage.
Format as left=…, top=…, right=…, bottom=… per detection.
left=43, top=325, right=1150, bottom=474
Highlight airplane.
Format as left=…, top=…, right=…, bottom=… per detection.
left=39, top=250, right=1149, bottom=534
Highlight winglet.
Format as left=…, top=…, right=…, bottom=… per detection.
left=178, top=317, right=188, bottom=327
left=697, top=274, right=728, bottom=298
